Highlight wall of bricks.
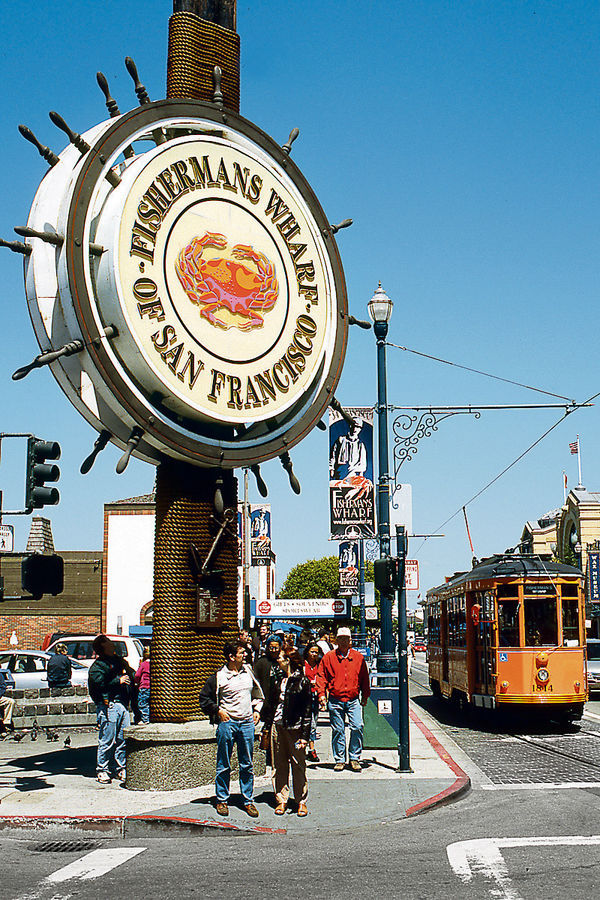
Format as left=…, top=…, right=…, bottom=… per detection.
left=0, top=615, right=101, bottom=651
left=7, top=685, right=97, bottom=728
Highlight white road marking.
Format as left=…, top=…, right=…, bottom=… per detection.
left=480, top=781, right=600, bottom=790
left=447, top=836, right=600, bottom=900
left=583, top=710, right=600, bottom=722
left=15, top=847, right=146, bottom=900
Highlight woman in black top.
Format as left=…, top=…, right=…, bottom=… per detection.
left=263, top=649, right=312, bottom=817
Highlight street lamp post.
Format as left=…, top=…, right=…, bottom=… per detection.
left=368, top=282, right=395, bottom=674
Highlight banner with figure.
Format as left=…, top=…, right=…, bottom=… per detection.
left=329, top=406, right=375, bottom=539
left=338, top=540, right=359, bottom=596
left=250, top=504, right=271, bottom=566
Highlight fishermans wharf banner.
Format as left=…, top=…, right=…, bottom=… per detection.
left=250, top=504, right=271, bottom=566
left=338, top=541, right=359, bottom=596
left=329, top=407, right=375, bottom=540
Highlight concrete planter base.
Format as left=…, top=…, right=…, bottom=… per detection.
left=124, top=721, right=266, bottom=791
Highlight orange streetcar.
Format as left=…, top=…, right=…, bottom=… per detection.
left=426, top=555, right=588, bottom=725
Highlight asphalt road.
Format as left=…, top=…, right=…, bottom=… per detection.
left=2, top=655, right=600, bottom=900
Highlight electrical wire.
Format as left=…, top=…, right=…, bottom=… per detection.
left=385, top=340, right=576, bottom=404
left=415, top=389, right=600, bottom=555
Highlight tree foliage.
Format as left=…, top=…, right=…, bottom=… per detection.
left=279, top=556, right=340, bottom=599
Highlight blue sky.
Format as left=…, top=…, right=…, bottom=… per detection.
left=1, top=1, right=599, bottom=603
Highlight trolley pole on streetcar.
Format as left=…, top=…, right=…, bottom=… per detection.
left=396, top=524, right=412, bottom=772
left=368, top=283, right=395, bottom=675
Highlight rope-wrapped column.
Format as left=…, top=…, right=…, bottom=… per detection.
left=151, top=461, right=238, bottom=722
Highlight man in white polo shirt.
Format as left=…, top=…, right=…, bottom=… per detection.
left=199, top=639, right=264, bottom=817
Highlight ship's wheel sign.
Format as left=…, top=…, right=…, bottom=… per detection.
left=22, top=99, right=348, bottom=469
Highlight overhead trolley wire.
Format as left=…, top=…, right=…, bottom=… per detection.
left=414, top=389, right=600, bottom=554
left=385, top=341, right=576, bottom=404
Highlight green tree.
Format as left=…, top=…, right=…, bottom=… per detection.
left=279, top=556, right=340, bottom=599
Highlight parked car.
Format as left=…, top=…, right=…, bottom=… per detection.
left=413, top=639, right=428, bottom=653
left=0, top=650, right=89, bottom=690
left=46, top=634, right=144, bottom=671
left=586, top=638, right=600, bottom=694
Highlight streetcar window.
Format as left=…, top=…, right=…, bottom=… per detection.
left=498, top=600, right=519, bottom=646
left=561, top=583, right=578, bottom=597
left=561, top=597, right=580, bottom=645
left=497, top=584, right=519, bottom=598
left=587, top=642, right=600, bottom=660
left=524, top=597, right=557, bottom=646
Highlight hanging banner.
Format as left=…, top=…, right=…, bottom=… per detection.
left=256, top=596, right=348, bottom=619
left=338, top=541, right=359, bottom=596
left=588, top=551, right=600, bottom=604
left=250, top=504, right=271, bottom=566
left=329, top=407, right=375, bottom=540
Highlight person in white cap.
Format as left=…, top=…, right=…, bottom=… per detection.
left=316, top=626, right=370, bottom=772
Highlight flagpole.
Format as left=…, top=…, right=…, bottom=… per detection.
left=577, top=434, right=583, bottom=488
left=563, top=470, right=567, bottom=503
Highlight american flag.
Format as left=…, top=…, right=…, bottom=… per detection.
left=569, top=440, right=579, bottom=455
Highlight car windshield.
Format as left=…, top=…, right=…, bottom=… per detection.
left=587, top=643, right=600, bottom=660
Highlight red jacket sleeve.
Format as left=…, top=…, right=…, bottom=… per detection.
left=316, top=655, right=328, bottom=699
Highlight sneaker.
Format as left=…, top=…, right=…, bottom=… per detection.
left=244, top=803, right=259, bottom=818
left=216, top=801, right=229, bottom=817
left=97, top=771, right=111, bottom=784
left=333, top=762, right=345, bottom=772
left=350, top=760, right=362, bottom=772
left=116, top=769, right=127, bottom=782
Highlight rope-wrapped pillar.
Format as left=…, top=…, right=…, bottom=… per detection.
left=151, top=462, right=238, bottom=722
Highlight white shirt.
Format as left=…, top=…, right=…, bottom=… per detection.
left=217, top=664, right=263, bottom=722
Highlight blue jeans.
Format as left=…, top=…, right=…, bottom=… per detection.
left=137, top=689, right=150, bottom=723
left=215, top=719, right=255, bottom=804
left=328, top=697, right=363, bottom=762
left=96, top=701, right=130, bottom=774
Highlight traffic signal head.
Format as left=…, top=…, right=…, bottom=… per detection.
left=21, top=553, right=64, bottom=598
left=26, top=438, right=61, bottom=510
left=374, top=556, right=401, bottom=593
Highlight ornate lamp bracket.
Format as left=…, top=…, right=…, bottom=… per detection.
left=391, top=406, right=482, bottom=488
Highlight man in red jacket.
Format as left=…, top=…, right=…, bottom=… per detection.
left=316, top=626, right=370, bottom=772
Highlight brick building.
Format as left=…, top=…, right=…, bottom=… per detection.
left=0, top=549, right=102, bottom=649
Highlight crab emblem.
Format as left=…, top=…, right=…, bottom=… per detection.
left=175, top=231, right=279, bottom=331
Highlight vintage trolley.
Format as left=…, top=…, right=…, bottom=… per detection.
left=426, top=555, right=588, bottom=724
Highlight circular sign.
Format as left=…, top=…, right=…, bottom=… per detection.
left=24, top=100, right=348, bottom=468
left=257, top=600, right=271, bottom=615
left=332, top=600, right=345, bottom=614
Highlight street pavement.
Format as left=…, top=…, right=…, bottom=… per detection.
left=0, top=697, right=469, bottom=835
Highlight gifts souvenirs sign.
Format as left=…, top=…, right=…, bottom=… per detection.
left=23, top=100, right=348, bottom=468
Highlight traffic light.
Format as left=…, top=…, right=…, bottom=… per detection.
left=25, top=438, right=61, bottom=510
left=374, top=556, right=402, bottom=593
left=21, top=554, right=64, bottom=598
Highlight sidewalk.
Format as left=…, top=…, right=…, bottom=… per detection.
left=0, top=702, right=470, bottom=835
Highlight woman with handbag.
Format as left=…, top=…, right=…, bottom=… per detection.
left=264, top=649, right=312, bottom=817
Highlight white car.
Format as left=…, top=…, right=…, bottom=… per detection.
left=0, top=650, right=90, bottom=690
left=46, top=635, right=144, bottom=671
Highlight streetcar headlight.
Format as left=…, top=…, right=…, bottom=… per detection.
left=500, top=680, right=509, bottom=692
left=536, top=667, right=550, bottom=683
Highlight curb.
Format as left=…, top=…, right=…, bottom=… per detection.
left=405, top=709, right=471, bottom=816
left=0, top=813, right=286, bottom=837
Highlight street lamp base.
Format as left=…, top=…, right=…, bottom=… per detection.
left=376, top=652, right=397, bottom=673
left=395, top=766, right=413, bottom=774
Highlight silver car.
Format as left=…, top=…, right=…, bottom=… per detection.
left=0, top=650, right=89, bottom=690
left=586, top=639, right=600, bottom=695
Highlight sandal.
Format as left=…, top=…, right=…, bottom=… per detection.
left=274, top=804, right=286, bottom=815
left=297, top=802, right=308, bottom=817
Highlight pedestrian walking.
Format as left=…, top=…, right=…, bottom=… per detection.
left=46, top=643, right=72, bottom=692
left=134, top=647, right=150, bottom=723
left=316, top=626, right=370, bottom=772
left=407, top=638, right=416, bottom=676
left=0, top=669, right=15, bottom=735
left=199, top=639, right=263, bottom=818
left=263, top=649, right=312, bottom=816
left=238, top=628, right=254, bottom=664
left=252, top=622, right=269, bottom=658
left=88, top=634, right=134, bottom=784
left=317, top=627, right=334, bottom=657
left=303, top=641, right=322, bottom=762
